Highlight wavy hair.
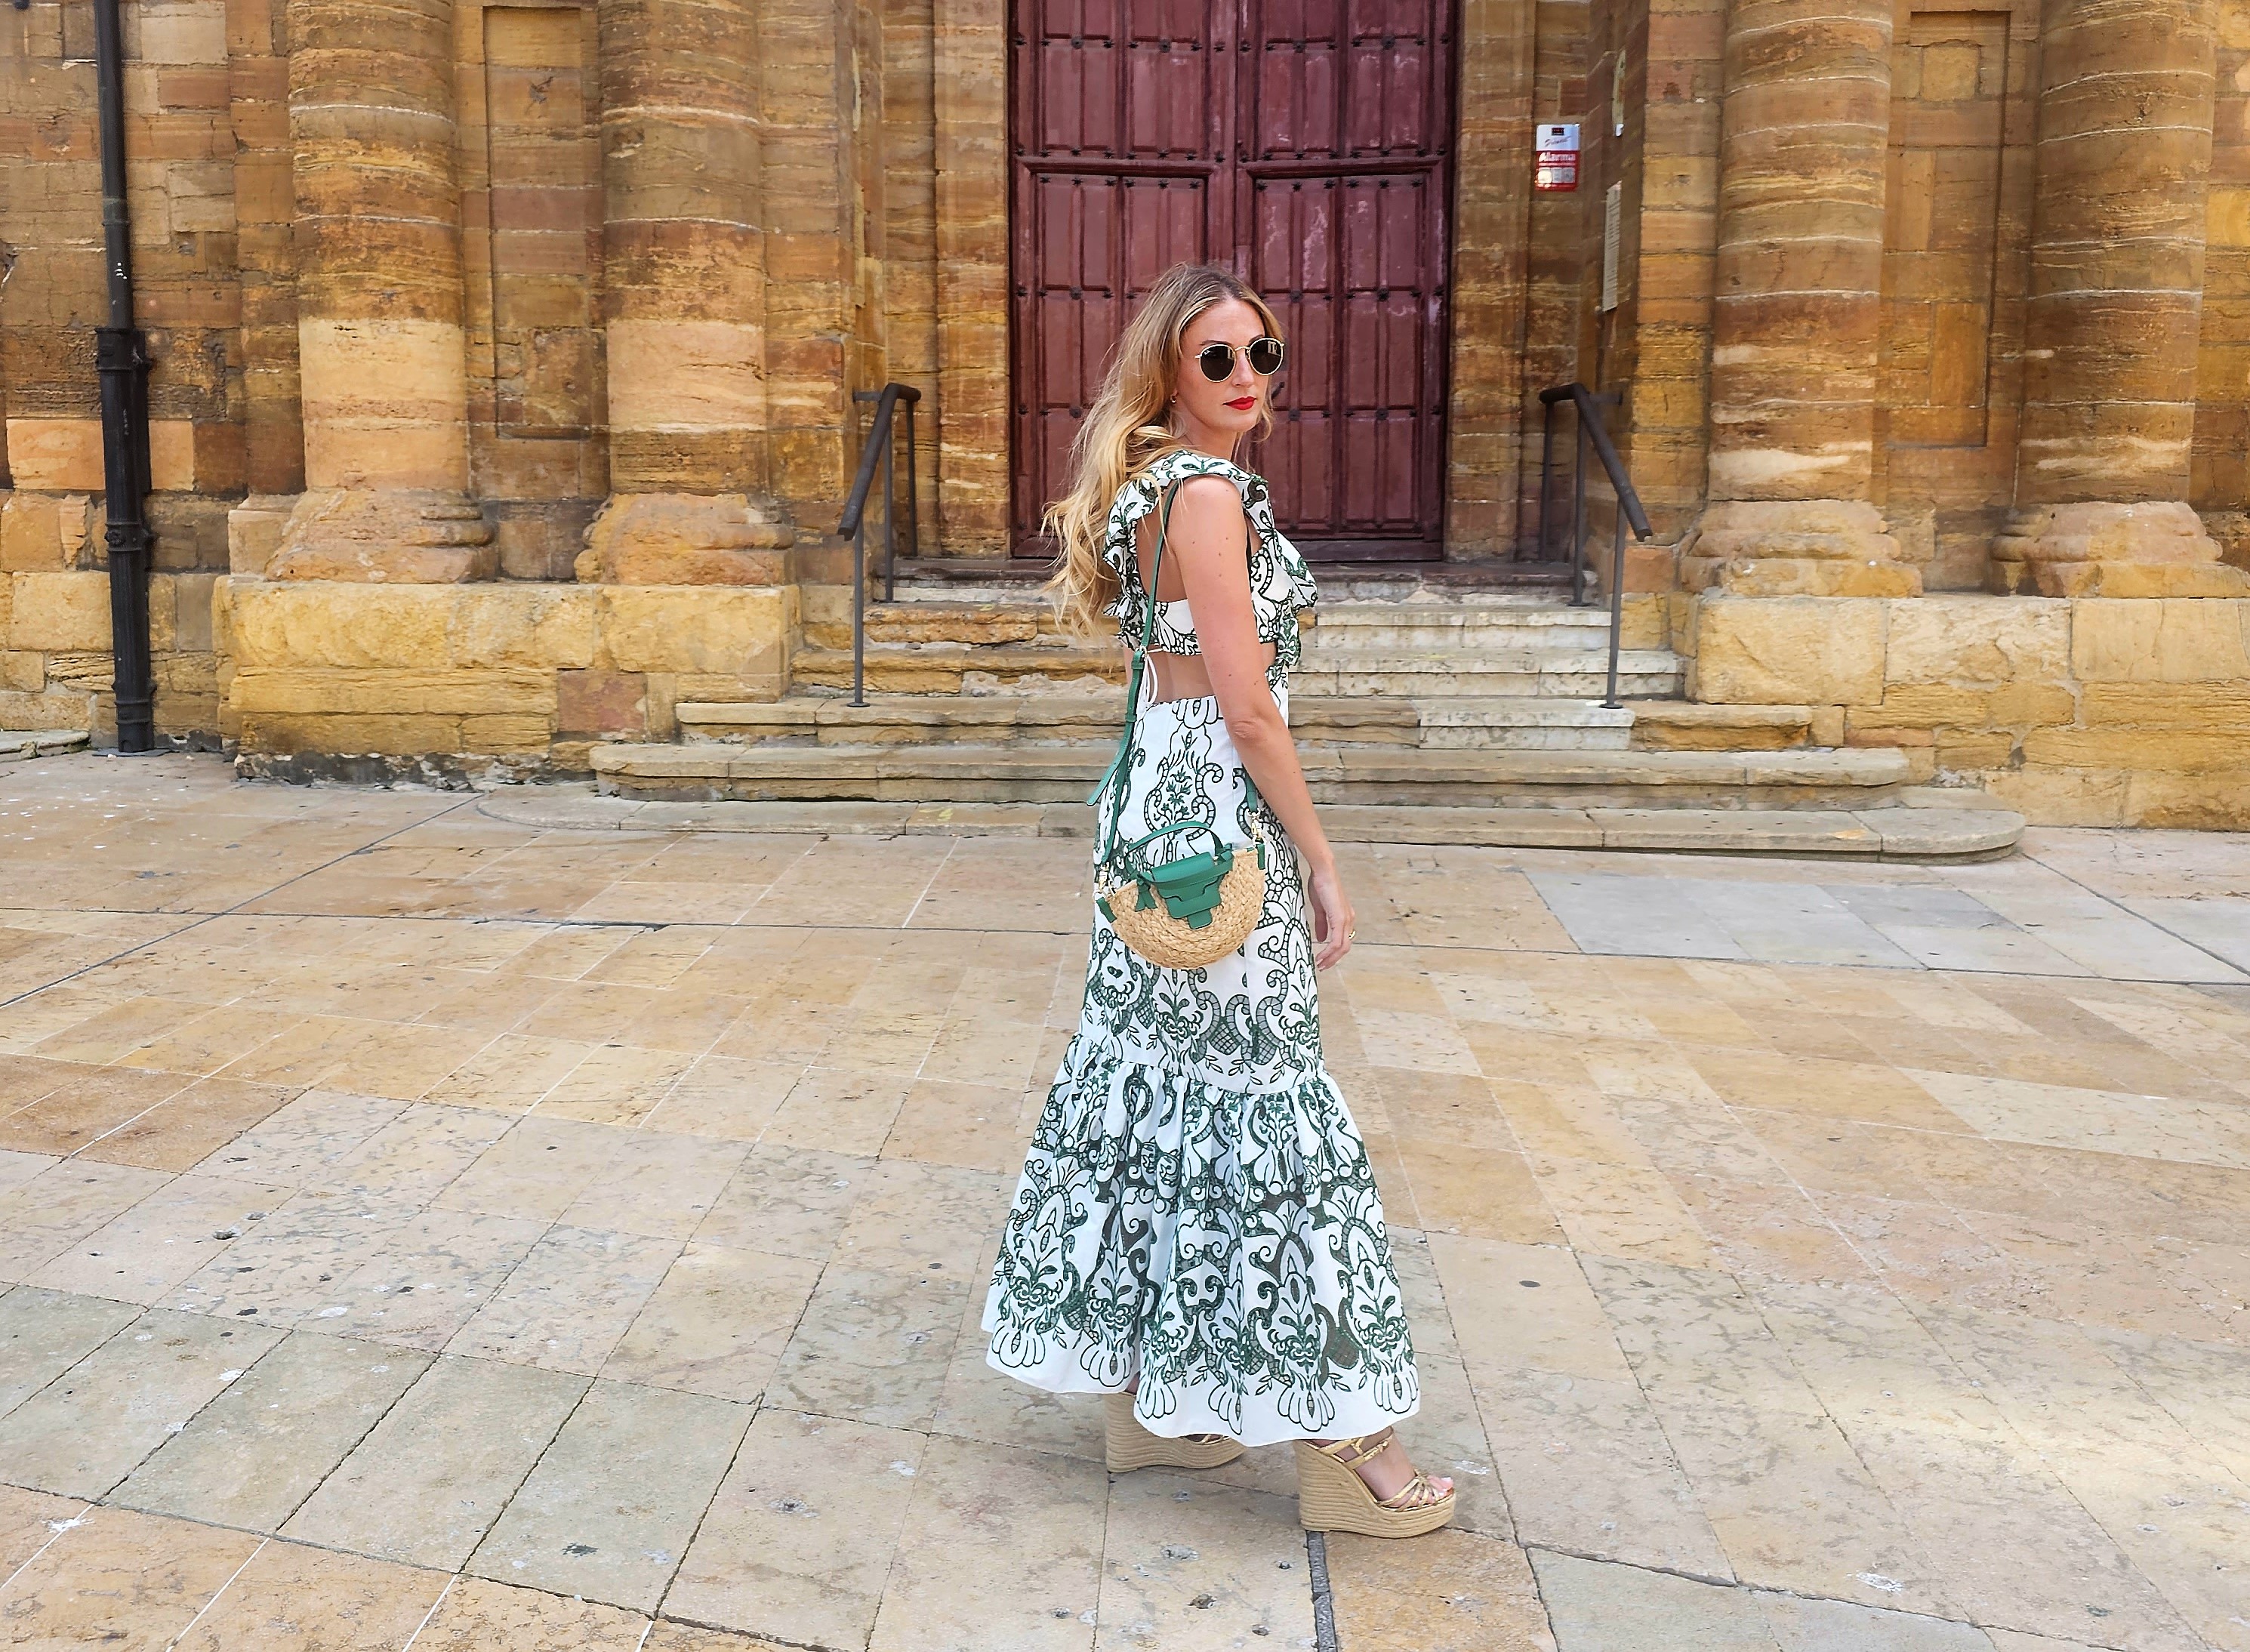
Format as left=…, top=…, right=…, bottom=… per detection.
left=1043, top=264, right=1282, bottom=635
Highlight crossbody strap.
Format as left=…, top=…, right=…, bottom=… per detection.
left=1090, top=474, right=1266, bottom=869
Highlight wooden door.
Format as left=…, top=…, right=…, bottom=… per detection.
left=1009, top=0, right=1455, bottom=559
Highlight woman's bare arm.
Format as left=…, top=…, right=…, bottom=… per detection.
left=1158, top=476, right=1355, bottom=969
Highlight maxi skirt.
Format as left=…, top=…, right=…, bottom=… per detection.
left=982, top=680, right=1422, bottom=1447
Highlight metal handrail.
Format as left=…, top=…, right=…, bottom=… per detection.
left=840, top=384, right=923, bottom=707
left=1536, top=384, right=1654, bottom=709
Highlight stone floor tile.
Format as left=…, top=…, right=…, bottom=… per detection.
left=312, top=1021, right=503, bottom=1105
left=446, top=1224, right=679, bottom=1373
left=0, top=1147, right=60, bottom=1199
left=467, top=1379, right=749, bottom=1610
left=421, top=1034, right=596, bottom=1112
left=0, top=1063, right=192, bottom=1157
left=171, top=1537, right=448, bottom=1651
left=205, top=1089, right=409, bottom=1188
left=831, top=1157, right=1012, bottom=1274
left=601, top=1241, right=822, bottom=1401
left=0, top=1158, right=174, bottom=1280
left=1913, top=1067, right=2250, bottom=1171
left=535, top=1043, right=701, bottom=1127
left=162, top=1188, right=416, bottom=1330
left=0, top=1305, right=283, bottom=1498
left=1533, top=1552, right=1777, bottom=1652
left=280, top=1353, right=587, bottom=1568
left=1474, top=1364, right=1733, bottom=1578
left=30, top=1174, right=279, bottom=1305
left=637, top=1055, right=803, bottom=1140
left=763, top=1065, right=917, bottom=1157
left=1492, top=1082, right=1659, bottom=1170
left=666, top=1407, right=926, bottom=1647
left=865, top=1431, right=1103, bottom=1652
left=432, top=1113, right=621, bottom=1222
left=31, top=998, right=224, bottom=1067
left=1392, top=1142, right=1565, bottom=1244
left=310, top=1102, right=512, bottom=1203
left=1531, top=1157, right=1714, bottom=1268
left=1094, top=1469, right=1313, bottom=1651
left=1754, top=1592, right=1999, bottom=1652
left=112, top=1005, right=302, bottom=1083
left=112, top=1331, right=424, bottom=1533
left=1683, top=1049, right=1973, bottom=1131
left=883, top=1077, right=1039, bottom=1176
left=300, top=1207, right=547, bottom=1349
left=0, top=1503, right=260, bottom=1647
left=1326, top=1527, right=1555, bottom=1652
left=209, top=1016, right=396, bottom=1090
left=0, top=1482, right=85, bottom=1578
left=766, top=1263, right=970, bottom=1432
left=644, top=1621, right=798, bottom=1650
left=408, top=1574, right=652, bottom=1651
left=692, top=1144, right=871, bottom=1262
left=0, top=1286, right=143, bottom=1416
left=558, top=1130, right=749, bottom=1238
left=72, top=1077, right=298, bottom=1174
left=1525, top=872, right=1751, bottom=961
left=1672, top=1173, right=1882, bottom=1287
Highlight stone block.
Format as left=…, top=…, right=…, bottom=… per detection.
left=596, top=586, right=796, bottom=677
left=2025, top=726, right=2248, bottom=775
left=2069, top=597, right=2250, bottom=683
left=227, top=584, right=455, bottom=670
left=267, top=489, right=497, bottom=584
left=556, top=670, right=649, bottom=736
left=227, top=497, right=297, bottom=577
left=229, top=667, right=553, bottom=717
left=1883, top=595, right=2070, bottom=686
left=576, top=493, right=794, bottom=587
left=1688, top=596, right=1885, bottom=706
left=2, top=494, right=93, bottom=573
left=2078, top=683, right=2250, bottom=730
left=238, top=711, right=462, bottom=755
left=449, top=587, right=599, bottom=670
left=0, top=652, right=45, bottom=692
left=0, top=689, right=96, bottom=732
left=1714, top=559, right=1922, bottom=597
left=8, top=573, right=112, bottom=652
left=1933, top=732, right=2016, bottom=770
left=5, top=421, right=105, bottom=492
left=2124, top=768, right=2250, bottom=830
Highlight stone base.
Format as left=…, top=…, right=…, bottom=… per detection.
left=1680, top=500, right=1924, bottom=598
left=575, top=492, right=793, bottom=585
left=266, top=489, right=498, bottom=583
left=1988, top=501, right=2250, bottom=597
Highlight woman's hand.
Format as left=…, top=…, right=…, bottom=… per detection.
left=1307, top=859, right=1355, bottom=971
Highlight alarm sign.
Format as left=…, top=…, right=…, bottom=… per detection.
left=1535, top=122, right=1580, bottom=193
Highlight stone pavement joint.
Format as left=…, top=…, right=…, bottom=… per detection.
left=0, top=753, right=2242, bottom=1649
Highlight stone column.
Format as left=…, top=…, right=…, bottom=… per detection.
left=1687, top=0, right=1924, bottom=596
left=575, top=0, right=789, bottom=585
left=268, top=0, right=493, bottom=581
left=1990, top=0, right=2248, bottom=596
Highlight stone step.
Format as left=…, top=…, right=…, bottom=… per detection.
left=1288, top=654, right=1684, bottom=698
left=1629, top=702, right=1825, bottom=752
left=482, top=787, right=2024, bottom=861
left=0, top=730, right=90, bottom=763
left=678, top=695, right=1638, bottom=751
left=790, top=643, right=1126, bottom=693
left=593, top=741, right=1911, bottom=810
left=804, top=598, right=1066, bottom=651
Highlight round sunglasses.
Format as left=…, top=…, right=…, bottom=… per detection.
left=1194, top=337, right=1286, bottom=381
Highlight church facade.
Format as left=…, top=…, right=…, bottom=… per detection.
left=2, top=0, right=2246, bottom=823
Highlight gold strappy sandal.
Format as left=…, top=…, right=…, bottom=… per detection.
left=1293, top=1429, right=1456, bottom=1537
left=1104, top=1394, right=1245, bottom=1473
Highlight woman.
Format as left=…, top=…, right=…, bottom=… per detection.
left=982, top=263, right=1454, bottom=1538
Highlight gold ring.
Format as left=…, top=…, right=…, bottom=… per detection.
left=1346, top=928, right=1358, bottom=940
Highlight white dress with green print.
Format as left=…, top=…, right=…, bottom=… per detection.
left=982, top=449, right=1422, bottom=1447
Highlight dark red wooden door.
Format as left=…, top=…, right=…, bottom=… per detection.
left=1009, top=0, right=1455, bottom=559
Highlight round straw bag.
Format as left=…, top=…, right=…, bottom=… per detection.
left=1096, top=820, right=1268, bottom=971
left=1085, top=480, right=1269, bottom=972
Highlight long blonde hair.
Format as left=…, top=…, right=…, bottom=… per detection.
left=1043, top=264, right=1283, bottom=634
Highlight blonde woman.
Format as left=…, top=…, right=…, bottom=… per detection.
left=982, top=263, right=1453, bottom=1537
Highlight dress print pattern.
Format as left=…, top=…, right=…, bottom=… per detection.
left=983, top=449, right=1421, bottom=1447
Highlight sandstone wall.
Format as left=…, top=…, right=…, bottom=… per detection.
left=218, top=575, right=795, bottom=779
left=1680, top=593, right=2250, bottom=827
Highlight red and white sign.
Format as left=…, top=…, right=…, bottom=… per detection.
left=1534, top=122, right=1580, bottom=193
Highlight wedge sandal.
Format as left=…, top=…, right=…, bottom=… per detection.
left=1293, top=1429, right=1456, bottom=1537
left=1104, top=1394, right=1246, bottom=1473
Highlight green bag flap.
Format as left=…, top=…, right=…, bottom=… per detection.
left=1143, top=844, right=1234, bottom=927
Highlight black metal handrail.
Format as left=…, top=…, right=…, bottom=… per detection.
left=1536, top=384, right=1655, bottom=708
left=840, top=384, right=923, bottom=707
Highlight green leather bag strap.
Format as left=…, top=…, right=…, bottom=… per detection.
left=1090, top=473, right=1268, bottom=872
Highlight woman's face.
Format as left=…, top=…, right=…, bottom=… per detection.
left=1173, top=297, right=1276, bottom=445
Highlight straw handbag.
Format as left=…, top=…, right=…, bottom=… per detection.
left=1088, top=483, right=1268, bottom=971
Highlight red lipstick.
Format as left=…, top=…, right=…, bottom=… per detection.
left=1225, top=396, right=1257, bottom=411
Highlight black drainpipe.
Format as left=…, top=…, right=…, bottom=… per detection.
left=92, top=0, right=156, bottom=754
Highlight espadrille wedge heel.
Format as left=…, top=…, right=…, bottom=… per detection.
left=1293, top=1431, right=1456, bottom=1537
left=1103, top=1395, right=1246, bottom=1473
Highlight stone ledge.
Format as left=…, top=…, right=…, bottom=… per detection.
left=475, top=785, right=2021, bottom=860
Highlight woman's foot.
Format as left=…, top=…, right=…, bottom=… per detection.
left=1307, top=1428, right=1452, bottom=1508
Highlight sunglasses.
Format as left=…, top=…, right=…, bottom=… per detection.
left=1195, top=337, right=1286, bottom=381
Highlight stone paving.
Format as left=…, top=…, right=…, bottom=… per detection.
left=0, top=753, right=2244, bottom=1650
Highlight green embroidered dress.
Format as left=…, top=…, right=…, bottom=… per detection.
left=982, top=450, right=1422, bottom=1447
